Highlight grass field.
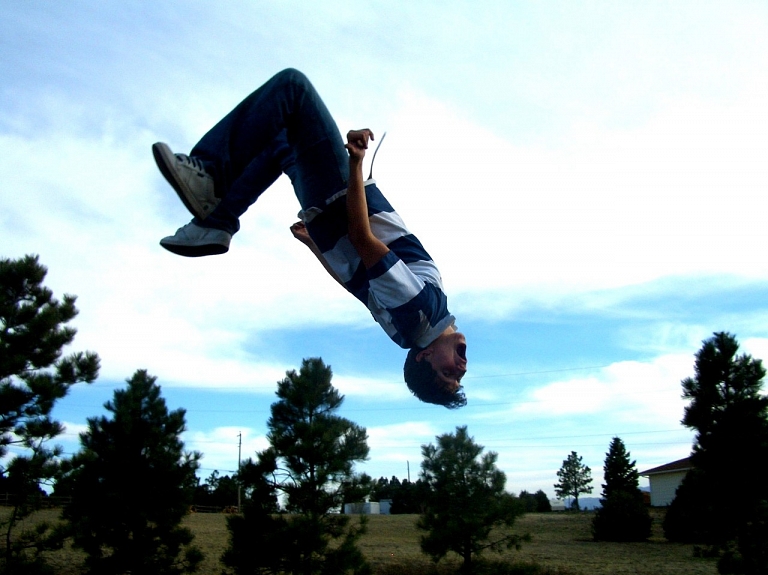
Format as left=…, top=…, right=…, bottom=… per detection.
left=3, top=508, right=718, bottom=574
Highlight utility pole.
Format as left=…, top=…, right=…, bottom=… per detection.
left=407, top=460, right=410, bottom=483
left=237, top=432, right=242, bottom=512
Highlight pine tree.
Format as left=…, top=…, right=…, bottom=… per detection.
left=0, top=254, right=99, bottom=573
left=417, top=426, right=525, bottom=572
left=591, top=437, right=651, bottom=541
left=519, top=490, right=552, bottom=513
left=339, top=473, right=373, bottom=508
left=533, top=490, right=552, bottom=512
left=223, top=358, right=370, bottom=575
left=601, top=437, right=639, bottom=498
left=63, top=370, right=202, bottom=575
left=663, top=332, right=768, bottom=570
left=370, top=477, right=393, bottom=502
left=554, top=451, right=593, bottom=510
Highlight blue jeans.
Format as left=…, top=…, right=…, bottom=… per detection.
left=190, top=69, right=350, bottom=235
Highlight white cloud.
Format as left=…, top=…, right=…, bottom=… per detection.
left=332, top=374, right=409, bottom=400
left=367, top=421, right=438, bottom=449
left=363, top=421, right=440, bottom=477
left=61, top=421, right=89, bottom=439
left=374, top=82, right=768, bottom=303
left=742, top=337, right=768, bottom=364
left=512, top=354, right=691, bottom=427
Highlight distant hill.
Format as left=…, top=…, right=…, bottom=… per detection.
left=553, top=497, right=602, bottom=510
left=577, top=497, right=601, bottom=510
left=565, top=488, right=650, bottom=511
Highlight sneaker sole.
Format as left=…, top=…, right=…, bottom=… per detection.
left=159, top=240, right=229, bottom=258
left=152, top=142, right=214, bottom=220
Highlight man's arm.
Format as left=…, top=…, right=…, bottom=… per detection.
left=344, top=129, right=390, bottom=269
left=289, top=129, right=389, bottom=282
left=289, top=221, right=345, bottom=287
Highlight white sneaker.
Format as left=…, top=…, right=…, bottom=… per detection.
left=160, top=222, right=231, bottom=257
left=153, top=142, right=219, bottom=220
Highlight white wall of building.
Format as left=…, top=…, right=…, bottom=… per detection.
left=648, top=471, right=687, bottom=506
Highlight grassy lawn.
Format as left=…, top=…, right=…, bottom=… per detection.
left=2, top=507, right=718, bottom=575
left=509, top=510, right=717, bottom=575
left=356, top=509, right=718, bottom=575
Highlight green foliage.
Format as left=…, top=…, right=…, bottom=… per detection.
left=193, top=470, right=240, bottom=509
left=391, top=479, right=432, bottom=514
left=664, top=472, right=715, bottom=546
left=0, top=254, right=99, bottom=574
left=591, top=490, right=651, bottom=542
left=418, top=426, right=526, bottom=572
left=717, top=500, right=768, bottom=575
left=592, top=437, right=650, bottom=542
left=664, top=332, right=768, bottom=559
left=553, top=452, right=592, bottom=511
left=62, top=369, right=202, bottom=575
left=599, top=437, right=639, bottom=499
left=223, top=358, right=371, bottom=575
left=371, top=476, right=431, bottom=514
left=370, top=476, right=399, bottom=505
left=518, top=491, right=551, bottom=513
left=340, top=472, right=373, bottom=507
left=662, top=468, right=710, bottom=543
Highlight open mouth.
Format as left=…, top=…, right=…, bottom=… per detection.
left=457, top=343, right=467, bottom=361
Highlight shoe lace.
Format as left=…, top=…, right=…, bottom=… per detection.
left=175, top=153, right=207, bottom=173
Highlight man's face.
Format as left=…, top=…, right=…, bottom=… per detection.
left=417, top=331, right=467, bottom=392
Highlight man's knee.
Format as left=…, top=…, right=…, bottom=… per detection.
left=273, top=68, right=310, bottom=89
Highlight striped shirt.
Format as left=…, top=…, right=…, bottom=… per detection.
left=300, top=180, right=455, bottom=349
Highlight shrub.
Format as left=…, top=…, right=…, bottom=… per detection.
left=592, top=490, right=651, bottom=542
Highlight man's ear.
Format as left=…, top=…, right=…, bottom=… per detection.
left=415, top=348, right=432, bottom=362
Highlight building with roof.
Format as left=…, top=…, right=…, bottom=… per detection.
left=640, top=457, right=693, bottom=507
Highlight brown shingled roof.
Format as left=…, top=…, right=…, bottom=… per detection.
left=640, top=457, right=693, bottom=476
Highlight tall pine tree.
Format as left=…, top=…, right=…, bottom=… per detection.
left=63, top=370, right=202, bottom=575
left=591, top=437, right=651, bottom=541
left=0, top=254, right=99, bottom=573
left=223, top=358, right=370, bottom=575
left=663, top=332, right=768, bottom=572
left=554, top=451, right=593, bottom=510
left=601, top=437, right=639, bottom=498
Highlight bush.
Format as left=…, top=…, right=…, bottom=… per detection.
left=717, top=500, right=768, bottom=575
left=663, top=468, right=710, bottom=543
left=592, top=490, right=651, bottom=542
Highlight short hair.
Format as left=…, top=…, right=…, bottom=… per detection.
left=403, top=347, right=467, bottom=409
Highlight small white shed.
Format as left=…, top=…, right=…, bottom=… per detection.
left=344, top=501, right=381, bottom=515
left=549, top=499, right=566, bottom=511
left=640, top=457, right=693, bottom=507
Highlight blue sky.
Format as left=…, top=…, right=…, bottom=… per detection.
left=2, top=1, right=767, bottom=499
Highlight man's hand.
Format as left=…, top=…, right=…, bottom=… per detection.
left=290, top=221, right=314, bottom=247
left=343, top=128, right=389, bottom=269
left=345, top=129, right=374, bottom=162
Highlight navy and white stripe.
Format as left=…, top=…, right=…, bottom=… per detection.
left=301, top=180, right=454, bottom=349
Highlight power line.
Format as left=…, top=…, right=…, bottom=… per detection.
left=58, top=362, right=637, bottom=397
left=462, top=364, right=614, bottom=379
left=58, top=382, right=683, bottom=415
left=50, top=426, right=690, bottom=444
